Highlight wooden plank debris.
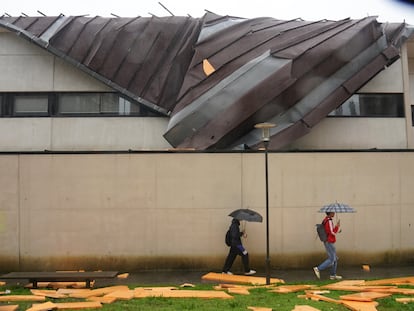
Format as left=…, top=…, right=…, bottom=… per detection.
left=270, top=285, right=313, bottom=293
left=396, top=297, right=414, bottom=304
left=292, top=306, right=321, bottom=311
left=0, top=295, right=45, bottom=302
left=227, top=287, right=250, bottom=295
left=30, top=289, right=68, bottom=299
left=134, top=288, right=233, bottom=299
left=87, top=296, right=117, bottom=304
left=339, top=292, right=392, bottom=302
left=201, top=272, right=284, bottom=285
left=0, top=305, right=18, bottom=311
left=302, top=293, right=341, bottom=304
left=247, top=307, right=272, bottom=311
left=321, top=284, right=396, bottom=292
left=34, top=301, right=102, bottom=309
left=103, top=290, right=135, bottom=300
left=26, top=301, right=57, bottom=311
left=340, top=300, right=379, bottom=311
left=364, top=276, right=414, bottom=286
left=68, top=285, right=130, bottom=298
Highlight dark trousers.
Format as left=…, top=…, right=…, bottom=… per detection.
left=222, top=246, right=250, bottom=272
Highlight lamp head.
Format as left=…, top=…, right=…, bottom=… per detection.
left=254, top=122, right=276, bottom=142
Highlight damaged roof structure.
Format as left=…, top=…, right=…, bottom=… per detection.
left=0, top=13, right=412, bottom=150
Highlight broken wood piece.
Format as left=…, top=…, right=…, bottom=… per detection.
left=0, top=295, right=45, bottom=302
left=227, top=287, right=250, bottom=295
left=56, top=288, right=91, bottom=295
left=396, top=297, right=414, bottom=304
left=305, top=293, right=341, bottom=304
left=364, top=276, right=414, bottom=285
left=116, top=273, right=129, bottom=279
left=339, top=291, right=392, bottom=302
left=340, top=300, right=379, bottom=311
left=247, top=307, right=272, bottom=311
left=103, top=290, right=134, bottom=300
left=26, top=301, right=57, bottom=311
left=270, top=285, right=313, bottom=293
left=87, top=296, right=117, bottom=304
left=134, top=288, right=233, bottom=299
left=0, top=305, right=18, bottom=311
left=201, top=272, right=284, bottom=285
left=35, top=301, right=102, bottom=309
left=0, top=282, right=5, bottom=286
left=68, top=285, right=130, bottom=298
left=30, top=289, right=68, bottom=299
left=321, top=284, right=396, bottom=292
left=292, top=306, right=321, bottom=311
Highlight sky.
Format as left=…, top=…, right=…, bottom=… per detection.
left=2, top=0, right=414, bottom=25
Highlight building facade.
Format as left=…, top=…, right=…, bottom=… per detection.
left=0, top=15, right=414, bottom=272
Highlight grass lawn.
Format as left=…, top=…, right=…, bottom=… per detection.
left=1, top=280, right=414, bottom=310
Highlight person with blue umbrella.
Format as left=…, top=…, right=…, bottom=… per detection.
left=313, top=202, right=355, bottom=280
left=313, top=211, right=342, bottom=280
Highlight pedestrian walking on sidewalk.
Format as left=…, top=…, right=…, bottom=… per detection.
left=313, top=212, right=342, bottom=280
left=222, top=218, right=256, bottom=275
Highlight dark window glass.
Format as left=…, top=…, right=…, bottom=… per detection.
left=0, top=92, right=162, bottom=117
left=329, top=93, right=404, bottom=117
left=57, top=93, right=141, bottom=115
left=13, top=94, right=49, bottom=115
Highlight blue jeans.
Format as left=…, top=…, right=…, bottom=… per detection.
left=317, top=242, right=338, bottom=276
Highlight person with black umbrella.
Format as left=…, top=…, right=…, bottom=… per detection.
left=222, top=218, right=256, bottom=275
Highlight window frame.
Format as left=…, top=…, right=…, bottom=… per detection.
left=0, top=92, right=162, bottom=117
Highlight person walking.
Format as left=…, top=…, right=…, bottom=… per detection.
left=313, top=212, right=342, bottom=280
left=222, top=218, right=256, bottom=275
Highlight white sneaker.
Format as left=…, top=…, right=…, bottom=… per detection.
left=222, top=271, right=233, bottom=275
left=313, top=267, right=320, bottom=279
left=244, top=270, right=256, bottom=275
left=330, top=275, right=342, bottom=280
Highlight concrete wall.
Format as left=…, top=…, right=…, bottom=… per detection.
left=0, top=152, right=413, bottom=272
left=0, top=32, right=172, bottom=151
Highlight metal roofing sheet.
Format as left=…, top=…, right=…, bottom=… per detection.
left=0, top=13, right=411, bottom=150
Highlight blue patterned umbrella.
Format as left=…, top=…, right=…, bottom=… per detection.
left=318, top=202, right=356, bottom=213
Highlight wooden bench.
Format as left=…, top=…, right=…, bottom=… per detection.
left=0, top=271, right=118, bottom=288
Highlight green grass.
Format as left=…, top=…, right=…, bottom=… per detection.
left=1, top=281, right=414, bottom=310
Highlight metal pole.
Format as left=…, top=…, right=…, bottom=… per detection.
left=264, top=140, right=270, bottom=285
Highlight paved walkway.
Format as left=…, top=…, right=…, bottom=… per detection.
left=97, top=265, right=414, bottom=286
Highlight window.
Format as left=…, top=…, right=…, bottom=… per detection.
left=0, top=92, right=161, bottom=117
left=57, top=93, right=142, bottom=115
left=329, top=93, right=404, bottom=117
left=13, top=94, right=49, bottom=116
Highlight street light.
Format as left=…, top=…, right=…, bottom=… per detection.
left=254, top=122, right=276, bottom=285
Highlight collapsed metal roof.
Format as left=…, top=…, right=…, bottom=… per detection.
left=0, top=13, right=412, bottom=150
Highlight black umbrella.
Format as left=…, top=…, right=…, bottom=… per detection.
left=228, top=209, right=263, bottom=222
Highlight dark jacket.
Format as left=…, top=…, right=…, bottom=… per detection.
left=229, top=218, right=243, bottom=247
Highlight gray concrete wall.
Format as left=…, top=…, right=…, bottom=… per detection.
left=0, top=152, right=413, bottom=272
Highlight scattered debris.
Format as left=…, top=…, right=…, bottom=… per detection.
left=201, top=272, right=284, bottom=285
left=339, top=291, right=392, bottom=302
left=270, top=285, right=313, bottom=293
left=247, top=307, right=272, bottom=311
left=292, top=306, right=321, bottom=311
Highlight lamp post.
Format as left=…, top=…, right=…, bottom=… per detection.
left=254, top=122, right=276, bottom=285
